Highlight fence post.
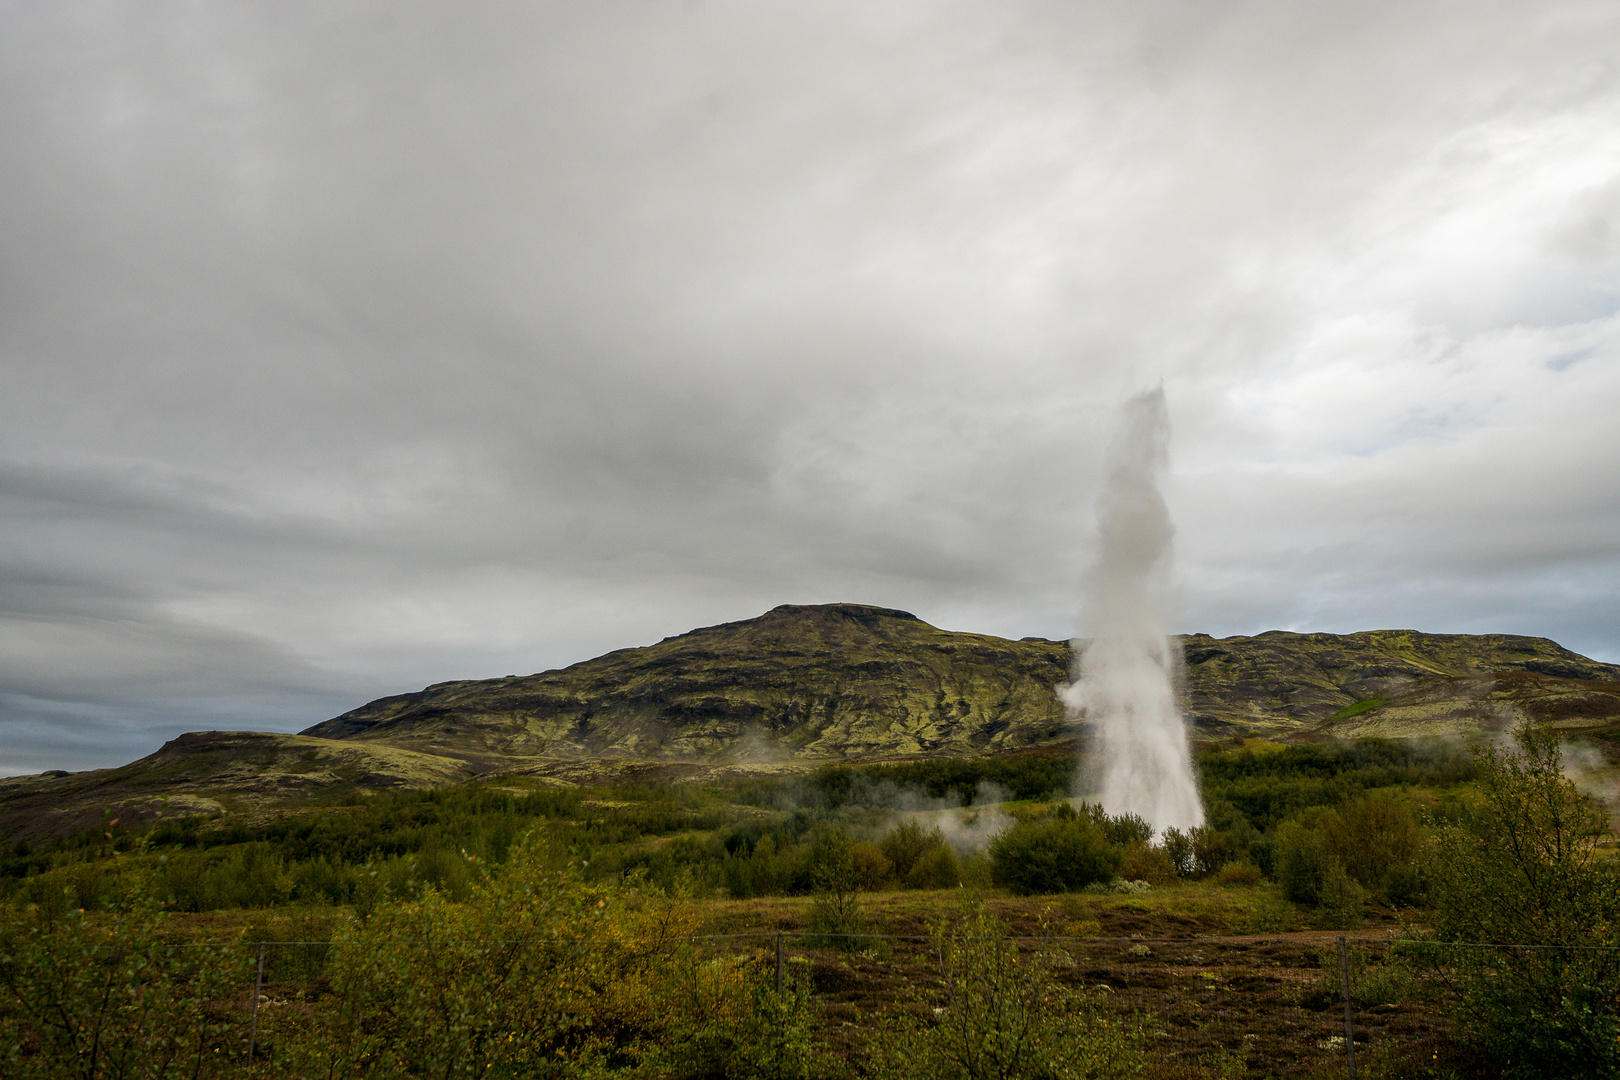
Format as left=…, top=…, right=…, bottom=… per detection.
left=1338, top=936, right=1356, bottom=1079
left=248, top=941, right=266, bottom=1063
left=776, top=931, right=784, bottom=996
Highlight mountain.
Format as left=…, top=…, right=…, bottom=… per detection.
left=305, top=606, right=1620, bottom=756
left=5, top=603, right=1618, bottom=839
left=0, top=731, right=483, bottom=841
left=1178, top=628, right=1620, bottom=736
left=302, top=604, right=1077, bottom=759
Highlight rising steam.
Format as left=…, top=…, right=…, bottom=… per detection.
left=1061, top=388, right=1204, bottom=835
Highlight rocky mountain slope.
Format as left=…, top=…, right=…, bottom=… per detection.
left=306, top=605, right=1620, bottom=756
left=303, top=604, right=1076, bottom=761
left=5, top=603, right=1618, bottom=838
left=1178, top=627, right=1620, bottom=736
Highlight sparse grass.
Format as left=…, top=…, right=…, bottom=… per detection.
left=1326, top=695, right=1389, bottom=723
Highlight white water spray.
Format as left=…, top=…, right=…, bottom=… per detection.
left=1060, top=388, right=1203, bottom=835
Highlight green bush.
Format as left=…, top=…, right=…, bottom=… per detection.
left=645, top=954, right=830, bottom=1080
left=805, top=831, right=865, bottom=949
left=880, top=820, right=941, bottom=880
left=0, top=867, right=248, bottom=1079
left=259, top=832, right=832, bottom=1078
left=1189, top=824, right=1233, bottom=878
left=849, top=842, right=893, bottom=890
left=1422, top=725, right=1620, bottom=1078
left=1275, top=820, right=1335, bottom=905
left=906, top=843, right=963, bottom=889
left=1274, top=817, right=1363, bottom=926
left=879, top=820, right=961, bottom=889
left=987, top=806, right=1123, bottom=895
left=1098, top=811, right=1153, bottom=847
left=1305, top=943, right=1414, bottom=1009
left=1161, top=827, right=1193, bottom=877
left=1383, top=860, right=1431, bottom=908
left=865, top=896, right=1144, bottom=1080
left=1322, top=792, right=1421, bottom=895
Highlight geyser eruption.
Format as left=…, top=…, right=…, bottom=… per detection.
left=1061, top=387, right=1203, bottom=835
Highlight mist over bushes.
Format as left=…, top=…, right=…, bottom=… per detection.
left=2, top=738, right=1478, bottom=919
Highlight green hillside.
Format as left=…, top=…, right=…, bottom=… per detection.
left=4, top=603, right=1618, bottom=840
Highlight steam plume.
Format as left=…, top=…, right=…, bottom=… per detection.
left=1061, top=387, right=1203, bottom=835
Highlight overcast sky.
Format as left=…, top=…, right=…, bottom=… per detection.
left=4, top=1, right=1619, bottom=774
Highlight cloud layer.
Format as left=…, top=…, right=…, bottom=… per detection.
left=3, top=1, right=1619, bottom=772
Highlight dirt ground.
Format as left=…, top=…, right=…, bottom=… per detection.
left=178, top=883, right=1482, bottom=1079
left=688, top=888, right=1470, bottom=1078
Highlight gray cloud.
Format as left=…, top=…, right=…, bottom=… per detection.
left=3, top=1, right=1620, bottom=772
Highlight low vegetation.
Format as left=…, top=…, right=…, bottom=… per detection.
left=3, top=728, right=1618, bottom=1078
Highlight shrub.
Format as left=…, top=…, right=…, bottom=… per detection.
left=642, top=949, right=831, bottom=1080
left=1211, top=861, right=1262, bottom=887
left=1099, top=811, right=1154, bottom=847
left=1161, top=828, right=1193, bottom=877
left=880, top=820, right=940, bottom=880
left=0, top=867, right=247, bottom=1079
left=849, top=842, right=893, bottom=890
left=1314, top=864, right=1366, bottom=929
left=1305, top=943, right=1414, bottom=1009
left=1275, top=818, right=1363, bottom=926
left=1119, top=842, right=1178, bottom=886
left=1422, top=725, right=1620, bottom=1078
left=988, top=806, right=1123, bottom=895
left=907, top=844, right=963, bottom=889
left=239, top=831, right=835, bottom=1078
left=865, top=896, right=1145, bottom=1080
left=805, top=831, right=865, bottom=949
left=1274, top=818, right=1335, bottom=905
left=265, top=841, right=623, bottom=1078
left=1383, top=860, right=1430, bottom=908
left=1189, top=825, right=1233, bottom=878
left=1322, top=792, right=1420, bottom=895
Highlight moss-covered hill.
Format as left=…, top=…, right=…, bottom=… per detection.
left=6, top=604, right=1617, bottom=840
left=308, top=604, right=1620, bottom=758
left=303, top=604, right=1079, bottom=762
left=0, top=731, right=481, bottom=840
left=1179, top=628, right=1620, bottom=737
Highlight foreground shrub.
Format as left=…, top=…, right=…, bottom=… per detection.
left=988, top=805, right=1123, bottom=895
left=1303, top=943, right=1416, bottom=1009
left=264, top=833, right=830, bottom=1078
left=1422, top=725, right=1620, bottom=1079
left=1, top=868, right=246, bottom=1079
left=263, top=840, right=627, bottom=1077
left=645, top=951, right=828, bottom=1080
left=865, top=896, right=1144, bottom=1080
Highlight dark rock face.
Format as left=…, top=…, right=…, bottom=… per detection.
left=303, top=605, right=1620, bottom=758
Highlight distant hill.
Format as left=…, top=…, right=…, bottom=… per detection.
left=305, top=606, right=1620, bottom=756
left=4, top=603, right=1618, bottom=839
left=1178, top=627, right=1620, bottom=736
left=302, top=604, right=1077, bottom=760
